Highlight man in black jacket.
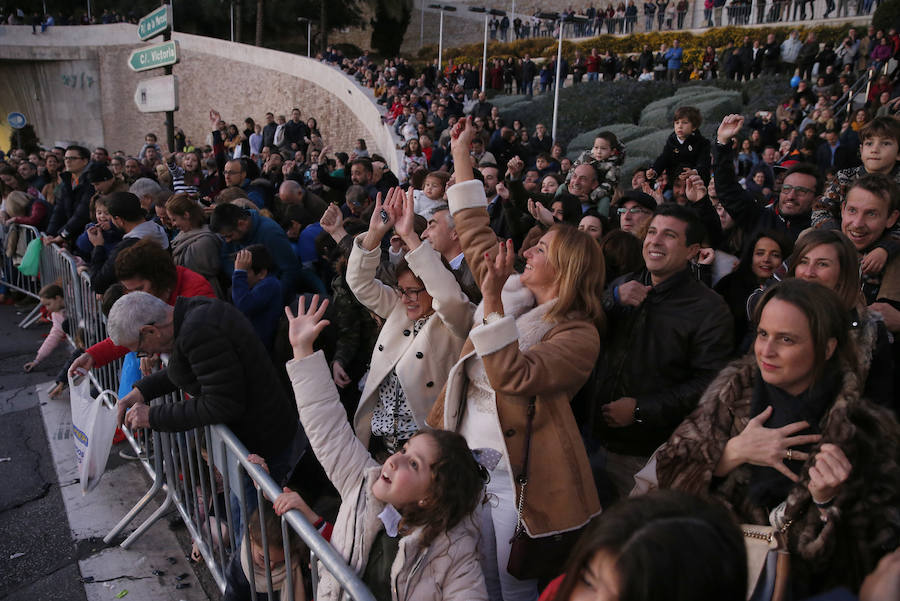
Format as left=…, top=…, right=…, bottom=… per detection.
left=590, top=203, right=732, bottom=499
left=45, top=145, right=94, bottom=246
left=110, top=292, right=305, bottom=486
left=716, top=114, right=823, bottom=251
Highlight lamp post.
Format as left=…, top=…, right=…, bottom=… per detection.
left=297, top=17, right=311, bottom=56
left=469, top=7, right=507, bottom=93
left=429, top=4, right=457, bottom=74
left=230, top=2, right=235, bottom=42
left=538, top=12, right=587, bottom=143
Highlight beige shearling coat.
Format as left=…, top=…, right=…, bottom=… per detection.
left=427, top=179, right=603, bottom=537
left=346, top=237, right=474, bottom=448
left=286, top=351, right=488, bottom=601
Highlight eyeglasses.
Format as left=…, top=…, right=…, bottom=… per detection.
left=617, top=207, right=651, bottom=215
left=223, top=169, right=243, bottom=175
left=64, top=155, right=86, bottom=161
left=398, top=287, right=426, bottom=301
left=135, top=327, right=152, bottom=358
left=781, top=184, right=814, bottom=196
left=135, top=320, right=170, bottom=358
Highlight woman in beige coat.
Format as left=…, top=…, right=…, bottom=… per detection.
left=427, top=118, right=606, bottom=601
left=338, top=188, right=474, bottom=457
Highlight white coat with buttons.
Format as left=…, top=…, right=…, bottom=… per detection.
left=346, top=237, right=475, bottom=449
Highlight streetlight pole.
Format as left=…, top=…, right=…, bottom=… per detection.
left=438, top=11, right=444, bottom=73
left=420, top=0, right=425, bottom=49
left=552, top=19, right=562, bottom=143
left=482, top=13, right=488, bottom=91
left=87, top=0, right=92, bottom=21
left=429, top=5, right=456, bottom=76
left=298, top=17, right=311, bottom=56
left=230, top=2, right=235, bottom=42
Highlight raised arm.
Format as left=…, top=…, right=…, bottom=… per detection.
left=344, top=189, right=401, bottom=319
left=284, top=299, right=377, bottom=499
left=714, top=115, right=763, bottom=229
left=447, top=117, right=503, bottom=293
left=394, top=187, right=475, bottom=338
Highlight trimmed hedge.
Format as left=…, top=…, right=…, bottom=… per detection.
left=416, top=23, right=861, bottom=68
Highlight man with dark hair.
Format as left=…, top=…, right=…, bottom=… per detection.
left=45, top=145, right=94, bottom=246
left=589, top=202, right=733, bottom=499
left=91, top=147, right=110, bottom=165
left=210, top=203, right=301, bottom=302
left=315, top=151, right=377, bottom=200
left=261, top=112, right=278, bottom=150
left=715, top=114, right=823, bottom=248
left=283, top=108, right=310, bottom=153
left=89, top=192, right=169, bottom=294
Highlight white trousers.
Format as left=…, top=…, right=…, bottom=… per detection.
left=477, top=464, right=539, bottom=601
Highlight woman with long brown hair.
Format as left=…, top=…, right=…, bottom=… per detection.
left=428, top=117, right=606, bottom=601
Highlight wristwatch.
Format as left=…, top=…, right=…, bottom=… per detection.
left=483, top=312, right=503, bottom=325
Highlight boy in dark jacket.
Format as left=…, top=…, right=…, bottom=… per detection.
left=648, top=106, right=712, bottom=191
left=232, top=245, right=283, bottom=352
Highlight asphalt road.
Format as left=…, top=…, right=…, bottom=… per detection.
left=0, top=301, right=88, bottom=601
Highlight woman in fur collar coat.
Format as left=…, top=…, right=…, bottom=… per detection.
left=428, top=118, right=606, bottom=601
left=655, top=280, right=900, bottom=597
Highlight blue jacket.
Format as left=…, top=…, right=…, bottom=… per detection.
left=222, top=211, right=301, bottom=302
left=665, top=46, right=683, bottom=70
left=231, top=271, right=282, bottom=351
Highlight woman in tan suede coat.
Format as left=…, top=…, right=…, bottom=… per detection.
left=427, top=118, right=606, bottom=601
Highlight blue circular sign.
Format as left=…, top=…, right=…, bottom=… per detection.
left=7, top=112, right=26, bottom=129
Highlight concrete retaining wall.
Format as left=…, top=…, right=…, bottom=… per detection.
left=0, top=24, right=401, bottom=173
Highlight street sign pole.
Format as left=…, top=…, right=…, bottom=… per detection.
left=164, top=2, right=175, bottom=153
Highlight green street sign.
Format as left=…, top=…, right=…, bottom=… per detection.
left=128, top=41, right=179, bottom=72
left=138, top=5, right=170, bottom=41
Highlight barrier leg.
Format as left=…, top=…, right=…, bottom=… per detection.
left=17, top=303, right=43, bottom=328
left=103, top=430, right=166, bottom=544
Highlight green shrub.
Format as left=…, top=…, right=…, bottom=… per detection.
left=872, top=1, right=900, bottom=33
left=411, top=23, right=860, bottom=70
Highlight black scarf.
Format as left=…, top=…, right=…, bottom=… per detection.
left=747, top=368, right=839, bottom=509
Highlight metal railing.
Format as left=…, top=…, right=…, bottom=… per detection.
left=1, top=223, right=44, bottom=327
left=0, top=229, right=375, bottom=600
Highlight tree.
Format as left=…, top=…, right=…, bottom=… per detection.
left=255, top=0, right=264, bottom=45
left=370, top=0, right=411, bottom=57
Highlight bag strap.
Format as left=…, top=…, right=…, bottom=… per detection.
left=513, top=398, right=537, bottom=536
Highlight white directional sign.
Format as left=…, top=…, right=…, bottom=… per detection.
left=128, top=41, right=179, bottom=72
left=138, top=5, right=170, bottom=41
left=134, top=75, right=179, bottom=113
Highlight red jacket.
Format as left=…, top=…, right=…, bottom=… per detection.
left=86, top=266, right=215, bottom=367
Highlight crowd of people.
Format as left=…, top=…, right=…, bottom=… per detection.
left=2, top=19, right=900, bottom=601
left=318, top=24, right=900, bottom=102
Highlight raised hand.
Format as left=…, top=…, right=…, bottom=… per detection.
left=319, top=203, right=346, bottom=243
left=284, top=295, right=330, bottom=360
left=481, top=239, right=515, bottom=303
left=717, top=114, right=745, bottom=145
left=392, top=187, right=420, bottom=251
left=682, top=168, right=707, bottom=203
left=450, top=116, right=476, bottom=157
left=528, top=198, right=555, bottom=226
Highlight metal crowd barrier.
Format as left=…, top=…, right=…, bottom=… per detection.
left=0, top=223, right=44, bottom=327
left=0, top=235, right=374, bottom=599
left=102, top=385, right=375, bottom=600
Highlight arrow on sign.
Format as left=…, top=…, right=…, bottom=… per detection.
left=128, top=41, right=179, bottom=72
